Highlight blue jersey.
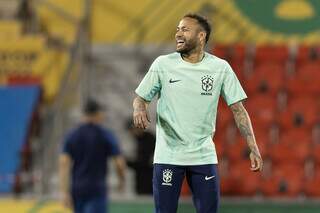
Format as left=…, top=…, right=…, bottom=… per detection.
left=62, top=123, right=121, bottom=198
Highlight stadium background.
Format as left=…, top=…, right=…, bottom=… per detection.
left=0, top=0, right=319, bottom=212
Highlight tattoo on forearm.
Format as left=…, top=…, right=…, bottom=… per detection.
left=230, top=102, right=261, bottom=157
left=230, top=103, right=252, bottom=138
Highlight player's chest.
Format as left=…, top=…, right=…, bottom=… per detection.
left=161, top=68, right=224, bottom=97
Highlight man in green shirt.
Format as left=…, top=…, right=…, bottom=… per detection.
left=133, top=13, right=263, bottom=213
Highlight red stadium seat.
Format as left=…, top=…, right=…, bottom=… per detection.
left=254, top=45, right=289, bottom=66
left=7, top=75, right=41, bottom=85
left=245, top=95, right=278, bottom=128
left=225, top=132, right=269, bottom=162
left=286, top=62, right=320, bottom=95
left=310, top=143, right=320, bottom=165
left=225, top=136, right=249, bottom=163
left=220, top=175, right=235, bottom=196
left=180, top=177, right=190, bottom=197
left=279, top=98, right=319, bottom=129
left=213, top=134, right=225, bottom=157
left=212, top=44, right=246, bottom=81
left=218, top=156, right=235, bottom=195
left=261, top=163, right=304, bottom=197
left=303, top=164, right=320, bottom=197
left=296, top=45, right=310, bottom=65
left=295, top=45, right=320, bottom=67
left=270, top=129, right=311, bottom=164
left=229, top=160, right=260, bottom=196
left=211, top=44, right=246, bottom=63
left=251, top=129, right=270, bottom=158
left=216, top=99, right=233, bottom=129
left=211, top=44, right=228, bottom=59
left=244, top=63, right=286, bottom=95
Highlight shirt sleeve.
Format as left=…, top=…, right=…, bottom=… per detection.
left=221, top=61, right=247, bottom=106
left=104, top=130, right=121, bottom=156
left=62, top=133, right=73, bottom=156
left=135, top=57, right=162, bottom=102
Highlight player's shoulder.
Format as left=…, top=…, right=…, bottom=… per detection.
left=64, top=125, right=82, bottom=142
left=205, top=52, right=229, bottom=66
left=205, top=52, right=232, bottom=73
left=154, top=52, right=180, bottom=63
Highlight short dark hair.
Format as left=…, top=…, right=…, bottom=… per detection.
left=83, top=99, right=104, bottom=115
left=183, top=13, right=211, bottom=44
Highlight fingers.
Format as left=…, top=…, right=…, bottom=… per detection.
left=138, top=115, right=146, bottom=129
left=146, top=112, right=151, bottom=122
left=250, top=156, right=263, bottom=172
left=133, top=111, right=150, bottom=129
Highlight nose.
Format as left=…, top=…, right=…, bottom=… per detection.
left=175, top=30, right=183, bottom=38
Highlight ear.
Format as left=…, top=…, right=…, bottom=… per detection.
left=198, top=31, right=206, bottom=43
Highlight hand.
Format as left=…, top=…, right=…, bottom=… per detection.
left=133, top=108, right=150, bottom=129
left=61, top=192, right=72, bottom=209
left=249, top=152, right=263, bottom=172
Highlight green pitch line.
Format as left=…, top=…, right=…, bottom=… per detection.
left=110, top=201, right=320, bottom=213
left=29, top=199, right=320, bottom=213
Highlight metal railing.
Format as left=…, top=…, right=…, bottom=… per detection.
left=37, top=0, right=91, bottom=196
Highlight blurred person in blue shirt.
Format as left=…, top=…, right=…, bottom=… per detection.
left=59, top=99, right=126, bottom=213
left=126, top=119, right=155, bottom=195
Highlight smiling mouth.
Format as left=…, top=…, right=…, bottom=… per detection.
left=176, top=40, right=185, bottom=48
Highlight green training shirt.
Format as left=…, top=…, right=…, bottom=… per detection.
left=135, top=52, right=247, bottom=165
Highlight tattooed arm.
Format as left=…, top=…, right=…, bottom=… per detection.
left=133, top=96, right=150, bottom=129
left=230, top=101, right=263, bottom=172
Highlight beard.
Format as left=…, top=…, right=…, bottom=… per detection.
left=176, top=38, right=198, bottom=55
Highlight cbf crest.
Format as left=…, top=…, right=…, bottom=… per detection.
left=201, top=75, right=214, bottom=95
left=162, top=169, right=173, bottom=186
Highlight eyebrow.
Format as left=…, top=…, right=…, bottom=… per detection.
left=176, top=26, right=189, bottom=30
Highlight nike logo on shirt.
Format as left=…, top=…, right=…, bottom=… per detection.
left=169, top=79, right=181, bottom=83
left=205, top=175, right=215, bottom=181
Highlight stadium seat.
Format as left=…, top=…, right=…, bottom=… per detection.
left=286, top=61, right=320, bottom=95
left=219, top=157, right=262, bottom=197
left=245, top=95, right=278, bottom=128
left=229, top=160, right=260, bottom=196
left=211, top=45, right=228, bottom=59
left=279, top=97, right=319, bottom=129
left=244, top=63, right=286, bottom=95
left=295, top=45, right=320, bottom=67
left=7, top=75, right=41, bottom=85
left=211, top=44, right=246, bottom=81
left=218, top=156, right=234, bottom=195
left=270, top=129, right=311, bottom=164
left=211, top=44, right=246, bottom=64
left=254, top=45, right=289, bottom=66
left=250, top=129, right=270, bottom=158
left=180, top=178, right=190, bottom=197
left=216, top=99, right=233, bottom=130
left=303, top=162, right=320, bottom=197
left=261, top=163, right=303, bottom=197
left=0, top=20, right=21, bottom=38
left=225, top=132, right=268, bottom=163
left=225, top=137, right=249, bottom=163
left=296, top=45, right=309, bottom=64
left=213, top=136, right=225, bottom=157
left=310, top=142, right=320, bottom=165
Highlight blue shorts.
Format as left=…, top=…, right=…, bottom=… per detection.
left=72, top=195, right=107, bottom=213
left=153, top=164, right=220, bottom=213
